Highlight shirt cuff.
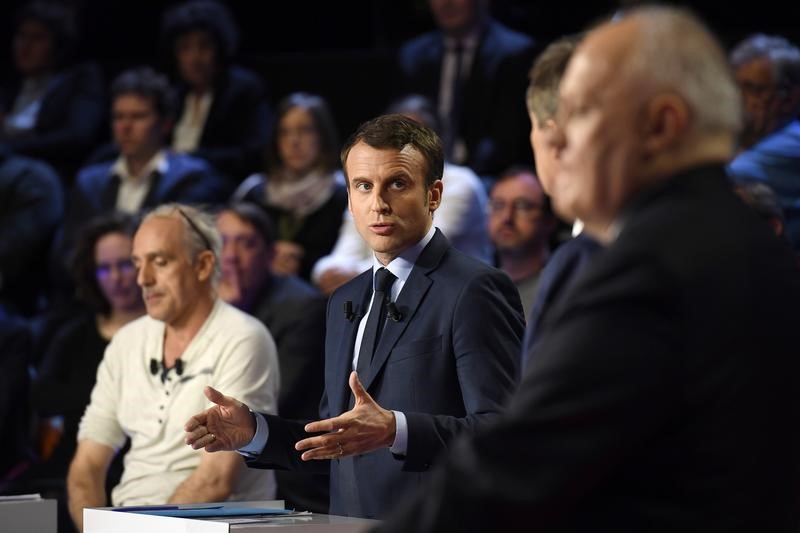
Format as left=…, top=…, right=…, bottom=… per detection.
left=389, top=410, right=408, bottom=456
left=237, top=409, right=269, bottom=458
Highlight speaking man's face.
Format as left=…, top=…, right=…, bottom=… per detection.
left=345, top=141, right=442, bottom=265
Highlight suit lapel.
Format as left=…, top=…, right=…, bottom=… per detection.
left=331, top=272, right=372, bottom=415
left=361, top=230, right=449, bottom=392
left=100, top=174, right=120, bottom=210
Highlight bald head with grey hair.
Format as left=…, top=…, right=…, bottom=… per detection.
left=622, top=6, right=742, bottom=138
left=553, top=6, right=742, bottom=239
left=143, top=203, right=222, bottom=288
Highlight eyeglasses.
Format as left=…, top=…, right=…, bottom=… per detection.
left=176, top=207, right=212, bottom=251
left=95, top=259, right=135, bottom=279
left=487, top=199, right=545, bottom=216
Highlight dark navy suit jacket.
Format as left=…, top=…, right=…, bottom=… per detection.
left=248, top=229, right=524, bottom=518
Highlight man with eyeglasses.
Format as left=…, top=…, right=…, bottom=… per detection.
left=487, top=166, right=557, bottom=321
left=727, top=34, right=800, bottom=255
left=66, top=203, right=280, bottom=532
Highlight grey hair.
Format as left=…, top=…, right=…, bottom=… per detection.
left=623, top=6, right=742, bottom=136
left=143, top=203, right=222, bottom=287
left=730, top=34, right=800, bottom=93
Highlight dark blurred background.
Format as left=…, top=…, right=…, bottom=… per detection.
left=1, top=0, right=798, bottom=138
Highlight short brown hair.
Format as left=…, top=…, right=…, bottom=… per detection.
left=527, top=34, right=582, bottom=123
left=340, top=114, right=444, bottom=188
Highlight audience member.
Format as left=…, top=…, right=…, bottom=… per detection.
left=30, top=213, right=144, bottom=482
left=67, top=204, right=279, bottom=532
left=377, top=7, right=800, bottom=531
left=0, top=1, right=105, bottom=185
left=487, top=166, right=556, bottom=320
left=397, top=0, right=536, bottom=177
left=185, top=114, right=523, bottom=519
left=0, top=144, right=63, bottom=317
left=233, top=92, right=347, bottom=281
left=727, top=34, right=800, bottom=252
left=521, top=34, right=602, bottom=369
left=216, top=203, right=329, bottom=512
left=160, top=0, right=271, bottom=184
left=312, top=94, right=491, bottom=295
left=65, top=66, right=225, bottom=248
left=11, top=213, right=143, bottom=533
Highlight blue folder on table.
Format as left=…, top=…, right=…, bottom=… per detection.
left=116, top=505, right=294, bottom=518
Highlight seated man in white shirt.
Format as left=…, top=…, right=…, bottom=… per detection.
left=66, top=203, right=279, bottom=532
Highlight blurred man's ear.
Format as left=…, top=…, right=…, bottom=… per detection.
left=641, top=93, right=689, bottom=155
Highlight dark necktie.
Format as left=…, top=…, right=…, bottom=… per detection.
left=444, top=40, right=465, bottom=161
left=355, top=267, right=397, bottom=381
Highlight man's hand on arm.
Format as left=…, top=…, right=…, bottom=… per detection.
left=184, top=386, right=256, bottom=452
left=296, top=371, right=396, bottom=460
left=167, top=450, right=244, bottom=503
left=66, top=440, right=115, bottom=532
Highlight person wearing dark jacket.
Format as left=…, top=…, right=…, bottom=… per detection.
left=160, top=0, right=271, bottom=185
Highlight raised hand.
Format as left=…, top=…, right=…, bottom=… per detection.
left=184, top=386, right=256, bottom=452
left=295, top=371, right=396, bottom=460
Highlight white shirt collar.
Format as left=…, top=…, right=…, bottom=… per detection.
left=111, top=149, right=169, bottom=183
left=370, top=225, right=436, bottom=288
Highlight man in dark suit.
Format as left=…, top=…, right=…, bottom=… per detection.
left=64, top=67, right=226, bottom=244
left=215, top=202, right=329, bottom=513
left=184, top=114, right=524, bottom=519
left=397, top=0, right=536, bottom=177
left=376, top=7, right=800, bottom=532
left=160, top=0, right=272, bottom=184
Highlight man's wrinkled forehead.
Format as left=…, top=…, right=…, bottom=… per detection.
left=561, top=19, right=641, bottom=104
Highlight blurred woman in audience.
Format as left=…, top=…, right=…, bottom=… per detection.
left=29, top=212, right=144, bottom=479
left=160, top=0, right=271, bottom=186
left=0, top=1, right=105, bottom=185
left=233, top=92, right=347, bottom=281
